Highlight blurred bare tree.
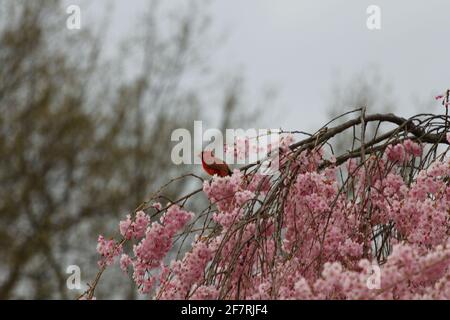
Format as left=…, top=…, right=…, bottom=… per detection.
left=0, top=0, right=254, bottom=299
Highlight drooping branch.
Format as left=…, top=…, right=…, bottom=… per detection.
left=82, top=111, right=450, bottom=300
left=290, top=113, right=449, bottom=151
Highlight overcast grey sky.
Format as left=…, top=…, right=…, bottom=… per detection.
left=82, top=0, right=450, bottom=131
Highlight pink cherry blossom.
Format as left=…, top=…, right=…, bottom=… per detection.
left=119, top=254, right=132, bottom=273
left=96, top=235, right=122, bottom=268
left=119, top=211, right=150, bottom=240
left=403, top=139, right=422, bottom=157
left=386, top=143, right=405, bottom=162
left=92, top=130, right=450, bottom=300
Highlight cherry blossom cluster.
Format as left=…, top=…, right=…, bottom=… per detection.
left=249, top=239, right=450, bottom=299
left=97, top=205, right=195, bottom=294
left=94, top=133, right=449, bottom=300
left=435, top=89, right=450, bottom=107
left=158, top=240, right=214, bottom=299
left=96, top=235, right=122, bottom=268
left=131, top=205, right=194, bottom=293
left=119, top=211, right=150, bottom=240
left=385, top=139, right=422, bottom=162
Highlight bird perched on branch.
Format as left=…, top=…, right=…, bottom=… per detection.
left=200, top=150, right=232, bottom=177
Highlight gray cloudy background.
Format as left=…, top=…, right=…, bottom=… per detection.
left=91, top=0, right=450, bottom=130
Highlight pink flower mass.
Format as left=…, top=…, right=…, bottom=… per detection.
left=90, top=125, right=450, bottom=300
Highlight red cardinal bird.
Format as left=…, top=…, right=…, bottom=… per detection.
left=200, top=150, right=232, bottom=177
